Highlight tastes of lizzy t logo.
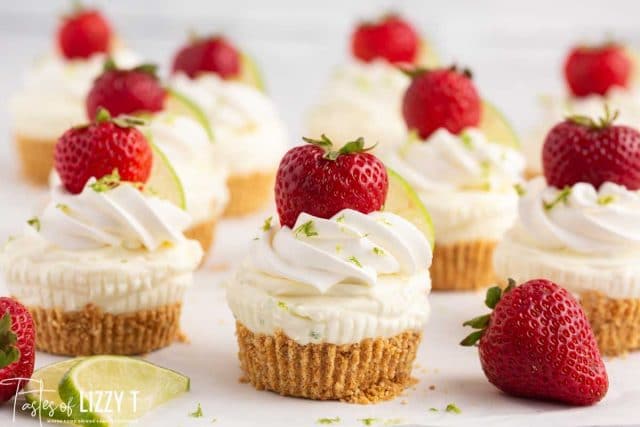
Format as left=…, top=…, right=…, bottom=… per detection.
left=2, top=377, right=140, bottom=425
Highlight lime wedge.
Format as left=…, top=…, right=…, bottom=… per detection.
left=58, top=356, right=190, bottom=427
left=385, top=168, right=435, bottom=248
left=236, top=52, right=266, bottom=91
left=24, top=358, right=84, bottom=422
left=146, top=135, right=187, bottom=210
left=165, top=87, right=214, bottom=143
left=479, top=101, right=520, bottom=149
left=416, top=38, right=439, bottom=68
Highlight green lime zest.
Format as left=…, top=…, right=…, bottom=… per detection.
left=190, top=403, right=204, bottom=418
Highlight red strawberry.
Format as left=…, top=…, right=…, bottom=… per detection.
left=0, top=297, right=36, bottom=403
left=275, top=135, right=388, bottom=228
left=57, top=6, right=112, bottom=60
left=351, top=15, right=419, bottom=64
left=171, top=35, right=240, bottom=79
left=543, top=107, right=640, bottom=190
left=55, top=109, right=153, bottom=194
left=86, top=61, right=167, bottom=120
left=402, top=66, right=481, bottom=139
left=461, top=279, right=608, bottom=406
left=564, top=43, right=632, bottom=97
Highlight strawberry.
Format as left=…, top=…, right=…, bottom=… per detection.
left=0, top=297, right=36, bottom=403
left=402, top=66, right=481, bottom=139
left=171, top=35, right=240, bottom=79
left=351, top=14, right=419, bottom=64
left=57, top=6, right=112, bottom=60
left=55, top=108, right=153, bottom=194
left=275, top=135, right=388, bottom=228
left=564, top=43, right=632, bottom=97
left=86, top=61, right=167, bottom=120
left=543, top=107, right=640, bottom=190
left=461, top=279, right=608, bottom=406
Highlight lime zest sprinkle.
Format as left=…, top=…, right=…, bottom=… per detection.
left=597, top=194, right=615, bottom=205
left=27, top=217, right=41, bottom=231
left=310, top=330, right=321, bottom=340
left=317, top=417, right=341, bottom=425
left=190, top=403, right=204, bottom=418
left=336, top=214, right=346, bottom=223
left=347, top=256, right=362, bottom=268
left=90, top=169, right=121, bottom=192
left=445, top=403, right=462, bottom=414
left=335, top=244, right=343, bottom=253
left=56, top=203, right=70, bottom=213
left=460, top=132, right=473, bottom=149
left=429, top=407, right=438, bottom=412
left=373, top=247, right=384, bottom=256
left=359, top=418, right=379, bottom=426
left=294, top=220, right=318, bottom=238
left=277, top=301, right=288, bottom=311
left=514, top=183, right=526, bottom=196
left=544, top=187, right=571, bottom=211
left=262, top=216, right=273, bottom=231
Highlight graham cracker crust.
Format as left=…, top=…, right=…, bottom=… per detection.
left=430, top=240, right=497, bottom=291
left=580, top=291, right=640, bottom=356
left=184, top=217, right=218, bottom=256
left=14, top=135, right=56, bottom=185
left=235, top=322, right=421, bottom=403
left=30, top=303, right=183, bottom=356
left=223, top=171, right=275, bottom=217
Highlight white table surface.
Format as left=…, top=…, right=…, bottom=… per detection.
left=2, top=1, right=640, bottom=425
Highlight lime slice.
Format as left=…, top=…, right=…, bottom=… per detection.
left=385, top=168, right=435, bottom=248
left=479, top=101, right=520, bottom=149
left=416, top=38, right=439, bottom=68
left=24, top=358, right=84, bottom=422
left=236, top=52, right=266, bottom=91
left=146, top=134, right=187, bottom=210
left=58, top=356, right=190, bottom=427
left=165, top=87, right=214, bottom=142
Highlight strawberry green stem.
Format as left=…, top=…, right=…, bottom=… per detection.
left=568, top=104, right=619, bottom=129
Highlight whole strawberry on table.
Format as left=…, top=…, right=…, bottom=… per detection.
left=462, top=279, right=608, bottom=406
left=0, top=297, right=36, bottom=403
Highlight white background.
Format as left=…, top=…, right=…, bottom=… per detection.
left=1, top=1, right=640, bottom=426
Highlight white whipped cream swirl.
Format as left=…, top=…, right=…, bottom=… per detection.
left=306, top=60, right=410, bottom=152
left=40, top=181, right=191, bottom=251
left=250, top=209, right=431, bottom=293
left=10, top=48, right=141, bottom=140
left=389, top=128, right=525, bottom=192
left=517, top=177, right=640, bottom=254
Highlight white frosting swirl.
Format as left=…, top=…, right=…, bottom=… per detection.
left=389, top=128, right=524, bottom=192
left=39, top=181, right=191, bottom=251
left=144, top=112, right=229, bottom=223
left=250, top=209, right=431, bottom=293
left=168, top=73, right=288, bottom=175
left=306, top=60, right=410, bottom=154
left=386, top=128, right=523, bottom=244
left=516, top=177, right=640, bottom=254
left=526, top=87, right=640, bottom=174
left=10, top=48, right=141, bottom=140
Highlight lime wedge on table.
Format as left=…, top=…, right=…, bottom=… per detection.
left=236, top=52, right=266, bottom=91
left=24, top=358, right=84, bottom=422
left=385, top=168, right=435, bottom=249
left=479, top=100, right=520, bottom=149
left=145, top=136, right=187, bottom=210
left=165, top=87, right=215, bottom=142
left=58, top=356, right=190, bottom=427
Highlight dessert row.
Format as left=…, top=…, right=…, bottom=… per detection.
left=0, top=6, right=635, bottom=408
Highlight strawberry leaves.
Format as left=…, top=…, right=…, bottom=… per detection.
left=302, top=135, right=376, bottom=161
left=0, top=312, right=19, bottom=369
left=460, top=279, right=516, bottom=346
